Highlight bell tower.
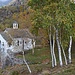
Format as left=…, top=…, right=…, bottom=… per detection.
left=13, top=21, right=18, bottom=29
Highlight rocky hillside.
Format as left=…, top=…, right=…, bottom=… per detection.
left=0, top=0, right=29, bottom=23
left=0, top=0, right=28, bottom=7
left=8, top=0, right=28, bottom=6
left=0, top=0, right=11, bottom=7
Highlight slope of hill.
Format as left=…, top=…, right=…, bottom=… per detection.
left=0, top=0, right=29, bottom=23
left=0, top=47, right=74, bottom=75
left=0, top=0, right=28, bottom=7
left=0, top=0, right=13, bottom=7
left=9, top=0, right=28, bottom=6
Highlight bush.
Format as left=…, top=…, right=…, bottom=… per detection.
left=10, top=71, right=19, bottom=75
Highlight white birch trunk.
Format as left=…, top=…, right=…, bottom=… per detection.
left=49, top=26, right=57, bottom=67
left=53, top=34, right=57, bottom=66
left=49, top=26, right=54, bottom=67
left=68, top=36, right=72, bottom=64
left=32, top=39, right=35, bottom=55
left=49, top=33, right=54, bottom=67
left=56, top=29, right=63, bottom=66
left=22, top=51, right=31, bottom=73
left=59, top=31, right=67, bottom=65
left=61, top=44, right=68, bottom=65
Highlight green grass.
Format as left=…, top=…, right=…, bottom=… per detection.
left=16, top=47, right=51, bottom=64
left=10, top=71, right=19, bottom=75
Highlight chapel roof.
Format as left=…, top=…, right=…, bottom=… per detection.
left=5, top=28, right=34, bottom=39
left=0, top=32, right=12, bottom=44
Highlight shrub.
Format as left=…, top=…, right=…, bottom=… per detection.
left=10, top=71, right=19, bottom=75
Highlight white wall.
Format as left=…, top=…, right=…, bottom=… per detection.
left=0, top=34, right=9, bottom=54
left=12, top=38, right=35, bottom=53
left=12, top=38, right=23, bottom=53
left=24, top=38, right=33, bottom=50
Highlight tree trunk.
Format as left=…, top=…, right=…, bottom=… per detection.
left=59, top=31, right=67, bottom=65
left=22, top=51, right=31, bottom=73
left=49, top=33, right=54, bottom=67
left=32, top=39, right=35, bottom=55
left=56, top=29, right=63, bottom=66
left=53, top=34, right=57, bottom=66
left=68, top=36, right=72, bottom=64
left=61, top=44, right=68, bottom=65
left=49, top=26, right=57, bottom=67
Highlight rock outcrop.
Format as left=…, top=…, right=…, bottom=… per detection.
left=0, top=49, right=24, bottom=69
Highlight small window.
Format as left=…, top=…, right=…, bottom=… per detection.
left=2, top=42, right=4, bottom=46
left=16, top=24, right=18, bottom=27
left=20, top=41, right=22, bottom=44
left=17, top=40, right=19, bottom=46
left=0, top=41, right=1, bottom=44
left=9, top=44, right=11, bottom=47
left=0, top=41, right=1, bottom=48
left=25, top=42, right=27, bottom=44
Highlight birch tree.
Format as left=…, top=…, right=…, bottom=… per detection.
left=49, top=26, right=57, bottom=67
left=68, top=36, right=72, bottom=63
left=56, top=0, right=74, bottom=64
left=28, top=0, right=74, bottom=67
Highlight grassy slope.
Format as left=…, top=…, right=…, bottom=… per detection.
left=0, top=46, right=75, bottom=75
